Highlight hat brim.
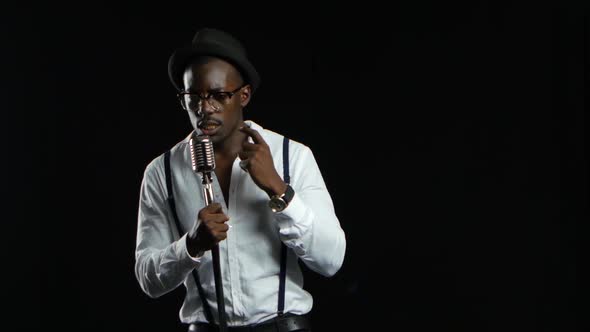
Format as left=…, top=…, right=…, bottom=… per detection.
left=168, top=42, right=260, bottom=93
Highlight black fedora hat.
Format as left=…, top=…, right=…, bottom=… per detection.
left=168, top=28, right=260, bottom=93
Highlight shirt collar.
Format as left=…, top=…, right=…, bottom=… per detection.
left=182, top=119, right=263, bottom=143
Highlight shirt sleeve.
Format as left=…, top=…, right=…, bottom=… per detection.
left=134, top=158, right=202, bottom=298
left=274, top=145, right=346, bottom=277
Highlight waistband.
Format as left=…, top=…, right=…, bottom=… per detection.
left=188, top=313, right=310, bottom=332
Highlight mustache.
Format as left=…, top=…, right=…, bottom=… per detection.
left=197, top=118, right=222, bottom=129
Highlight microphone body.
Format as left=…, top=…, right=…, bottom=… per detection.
left=190, top=134, right=215, bottom=203
left=189, top=133, right=227, bottom=332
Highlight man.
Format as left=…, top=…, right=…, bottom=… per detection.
left=135, top=28, right=346, bottom=332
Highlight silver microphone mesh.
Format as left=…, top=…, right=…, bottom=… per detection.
left=189, top=134, right=216, bottom=173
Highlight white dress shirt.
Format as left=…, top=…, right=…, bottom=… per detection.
left=135, top=120, right=346, bottom=326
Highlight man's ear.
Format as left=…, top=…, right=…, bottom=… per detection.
left=240, top=85, right=252, bottom=107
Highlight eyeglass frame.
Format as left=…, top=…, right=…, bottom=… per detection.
left=177, top=83, right=247, bottom=113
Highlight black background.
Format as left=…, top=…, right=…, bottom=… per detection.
left=3, top=1, right=583, bottom=331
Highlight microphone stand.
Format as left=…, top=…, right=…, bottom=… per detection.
left=200, top=171, right=228, bottom=332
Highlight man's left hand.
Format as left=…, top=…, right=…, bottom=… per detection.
left=238, top=125, right=287, bottom=198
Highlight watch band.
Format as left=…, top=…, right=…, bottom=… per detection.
left=269, top=184, right=295, bottom=212
left=280, top=184, right=294, bottom=206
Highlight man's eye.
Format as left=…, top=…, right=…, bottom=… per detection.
left=211, top=92, right=230, bottom=102
left=184, top=94, right=200, bottom=105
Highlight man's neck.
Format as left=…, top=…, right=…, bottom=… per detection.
left=214, top=122, right=248, bottom=161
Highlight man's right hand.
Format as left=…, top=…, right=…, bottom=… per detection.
left=187, top=203, right=230, bottom=257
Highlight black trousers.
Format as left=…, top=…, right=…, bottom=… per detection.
left=188, top=313, right=311, bottom=332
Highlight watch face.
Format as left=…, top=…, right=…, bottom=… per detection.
left=269, top=198, right=287, bottom=212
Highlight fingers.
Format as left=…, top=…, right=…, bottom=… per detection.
left=241, top=140, right=259, bottom=151
left=199, top=203, right=230, bottom=224
left=219, top=223, right=230, bottom=232
left=192, top=203, right=232, bottom=251
left=239, top=125, right=266, bottom=146
left=207, top=220, right=229, bottom=233
left=205, top=202, right=223, bottom=213
left=238, top=147, right=254, bottom=172
left=195, top=221, right=228, bottom=246
left=197, top=209, right=230, bottom=243
left=238, top=150, right=251, bottom=160
left=208, top=213, right=230, bottom=224
left=208, top=220, right=230, bottom=243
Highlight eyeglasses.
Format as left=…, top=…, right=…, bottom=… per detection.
left=178, top=84, right=246, bottom=114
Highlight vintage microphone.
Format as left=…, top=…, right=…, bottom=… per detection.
left=189, top=133, right=227, bottom=332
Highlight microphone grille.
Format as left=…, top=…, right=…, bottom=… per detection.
left=189, top=134, right=215, bottom=173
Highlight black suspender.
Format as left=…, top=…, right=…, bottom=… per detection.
left=164, top=136, right=291, bottom=323
left=278, top=137, right=290, bottom=316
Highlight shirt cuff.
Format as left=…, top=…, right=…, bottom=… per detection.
left=275, top=193, right=312, bottom=240
left=176, top=233, right=204, bottom=264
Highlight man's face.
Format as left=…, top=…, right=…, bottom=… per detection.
left=182, top=57, right=250, bottom=145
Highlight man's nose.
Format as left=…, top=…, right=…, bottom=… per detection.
left=198, top=98, right=217, bottom=116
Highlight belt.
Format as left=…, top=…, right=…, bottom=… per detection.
left=188, top=314, right=310, bottom=332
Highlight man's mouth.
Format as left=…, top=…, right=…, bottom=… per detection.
left=198, top=119, right=222, bottom=134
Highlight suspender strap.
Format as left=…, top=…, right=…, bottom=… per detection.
left=278, top=137, right=290, bottom=316
left=164, top=151, right=183, bottom=231
left=164, top=151, right=214, bottom=323
left=282, top=137, right=291, bottom=185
